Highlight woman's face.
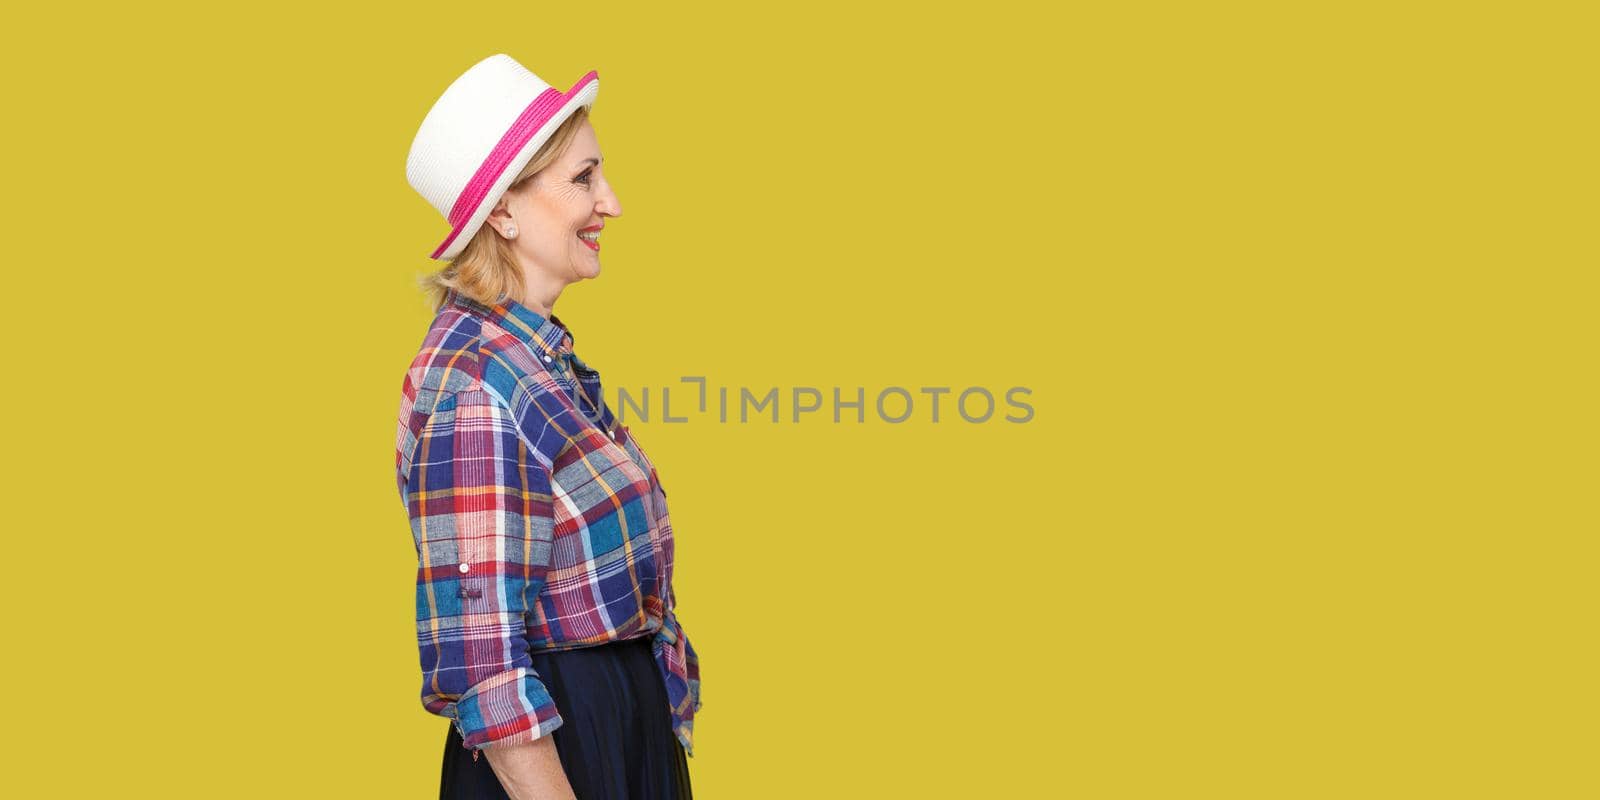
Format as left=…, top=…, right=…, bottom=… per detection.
left=493, top=118, right=621, bottom=284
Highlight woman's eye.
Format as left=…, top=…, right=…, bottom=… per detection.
left=575, top=170, right=593, bottom=185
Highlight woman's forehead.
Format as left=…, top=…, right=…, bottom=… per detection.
left=562, top=121, right=602, bottom=164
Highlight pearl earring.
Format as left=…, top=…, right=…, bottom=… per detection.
left=504, top=225, right=517, bottom=238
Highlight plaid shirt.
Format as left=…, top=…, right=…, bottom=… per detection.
left=394, top=288, right=701, bottom=756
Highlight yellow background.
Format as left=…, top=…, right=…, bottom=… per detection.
left=6, top=1, right=1595, bottom=797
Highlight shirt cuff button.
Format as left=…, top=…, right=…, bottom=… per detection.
left=458, top=563, right=470, bottom=574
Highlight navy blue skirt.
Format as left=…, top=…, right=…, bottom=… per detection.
left=439, top=636, right=693, bottom=799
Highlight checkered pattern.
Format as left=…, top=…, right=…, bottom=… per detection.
left=396, top=289, right=702, bottom=755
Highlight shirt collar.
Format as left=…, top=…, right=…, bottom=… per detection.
left=447, top=288, right=575, bottom=360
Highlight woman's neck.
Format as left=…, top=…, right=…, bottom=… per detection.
left=519, top=279, right=563, bottom=318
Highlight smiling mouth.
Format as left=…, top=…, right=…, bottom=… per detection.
left=577, top=230, right=600, bottom=252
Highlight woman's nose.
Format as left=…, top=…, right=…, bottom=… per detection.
left=598, top=187, right=622, bottom=217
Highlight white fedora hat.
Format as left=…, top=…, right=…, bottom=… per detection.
left=406, top=54, right=599, bottom=260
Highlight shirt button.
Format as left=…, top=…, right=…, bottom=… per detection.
left=611, top=429, right=618, bottom=440
left=543, top=354, right=553, bottom=363
left=458, top=563, right=470, bottom=574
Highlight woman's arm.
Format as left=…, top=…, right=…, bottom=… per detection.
left=483, top=737, right=577, bottom=800
left=402, top=388, right=567, bottom=750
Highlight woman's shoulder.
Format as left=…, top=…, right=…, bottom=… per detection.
left=399, top=306, right=603, bottom=463
left=400, top=307, right=491, bottom=417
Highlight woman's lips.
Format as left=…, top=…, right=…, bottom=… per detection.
left=578, top=232, right=600, bottom=252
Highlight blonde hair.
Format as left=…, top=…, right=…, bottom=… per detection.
left=419, top=105, right=592, bottom=312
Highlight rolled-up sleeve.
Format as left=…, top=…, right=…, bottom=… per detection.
left=402, top=387, right=563, bottom=749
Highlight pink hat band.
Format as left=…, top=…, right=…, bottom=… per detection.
left=406, top=55, right=600, bottom=261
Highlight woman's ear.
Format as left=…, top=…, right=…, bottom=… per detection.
left=485, top=198, right=515, bottom=238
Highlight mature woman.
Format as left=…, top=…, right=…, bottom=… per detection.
left=395, top=54, right=702, bottom=800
